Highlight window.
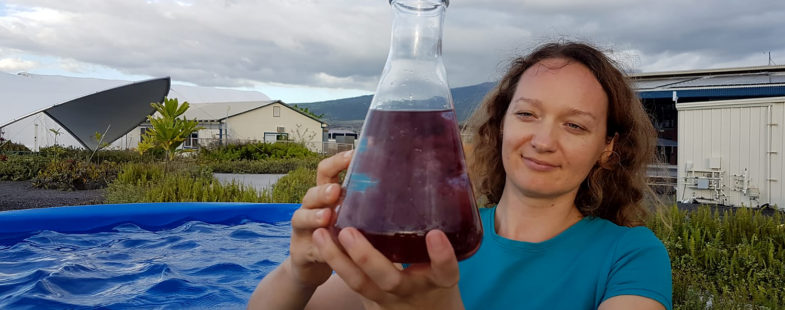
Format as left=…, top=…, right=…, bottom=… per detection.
left=264, top=132, right=289, bottom=143
left=273, top=106, right=281, bottom=117
left=184, top=132, right=199, bottom=148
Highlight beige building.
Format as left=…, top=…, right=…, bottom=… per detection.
left=124, top=100, right=327, bottom=152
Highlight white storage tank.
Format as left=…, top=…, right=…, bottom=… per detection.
left=676, top=96, right=784, bottom=210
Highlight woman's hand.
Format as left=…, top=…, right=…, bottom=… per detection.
left=312, top=227, right=465, bottom=310
left=286, top=150, right=353, bottom=289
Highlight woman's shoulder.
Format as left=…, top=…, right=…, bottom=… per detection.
left=581, top=217, right=667, bottom=254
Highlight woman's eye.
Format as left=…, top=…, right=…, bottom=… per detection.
left=516, top=112, right=535, bottom=118
left=566, top=123, right=586, bottom=131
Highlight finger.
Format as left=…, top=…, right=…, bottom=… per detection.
left=300, top=184, right=340, bottom=210
left=425, top=230, right=460, bottom=288
left=338, top=228, right=406, bottom=294
left=291, top=208, right=332, bottom=232
left=312, top=228, right=386, bottom=301
left=316, top=150, right=353, bottom=185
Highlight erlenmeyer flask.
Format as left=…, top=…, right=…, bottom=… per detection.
left=332, top=0, right=482, bottom=263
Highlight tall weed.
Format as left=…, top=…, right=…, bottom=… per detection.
left=272, top=167, right=316, bottom=203
left=649, top=205, right=785, bottom=309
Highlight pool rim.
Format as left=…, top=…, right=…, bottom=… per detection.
left=0, top=202, right=300, bottom=235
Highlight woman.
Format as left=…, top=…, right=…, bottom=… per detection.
left=248, top=41, right=672, bottom=310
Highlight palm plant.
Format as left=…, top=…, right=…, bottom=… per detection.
left=138, top=98, right=203, bottom=161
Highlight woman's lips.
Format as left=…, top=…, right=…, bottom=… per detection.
left=522, top=156, right=559, bottom=172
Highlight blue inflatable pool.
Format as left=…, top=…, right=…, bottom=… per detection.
left=0, top=203, right=299, bottom=309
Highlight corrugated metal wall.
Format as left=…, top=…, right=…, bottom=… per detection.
left=677, top=97, right=784, bottom=209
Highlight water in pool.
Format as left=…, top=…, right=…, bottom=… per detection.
left=0, top=219, right=290, bottom=309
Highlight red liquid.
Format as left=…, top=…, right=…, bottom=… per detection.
left=333, top=109, right=483, bottom=263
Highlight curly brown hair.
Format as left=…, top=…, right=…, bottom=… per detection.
left=465, top=41, right=658, bottom=227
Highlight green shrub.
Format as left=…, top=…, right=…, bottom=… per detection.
left=38, top=145, right=86, bottom=159
left=0, top=140, right=31, bottom=153
left=0, top=155, right=49, bottom=181
left=113, top=161, right=212, bottom=185
left=89, top=149, right=164, bottom=163
left=198, top=142, right=320, bottom=161
left=33, top=145, right=163, bottom=163
left=32, top=159, right=119, bottom=190
left=272, top=167, right=316, bottom=203
left=648, top=205, right=785, bottom=309
left=206, top=158, right=320, bottom=174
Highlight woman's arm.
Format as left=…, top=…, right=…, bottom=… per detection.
left=305, top=274, right=365, bottom=310
left=247, top=258, right=318, bottom=310
left=599, top=295, right=665, bottom=310
left=247, top=151, right=358, bottom=310
left=248, top=263, right=364, bottom=310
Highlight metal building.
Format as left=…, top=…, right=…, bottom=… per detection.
left=631, top=66, right=785, bottom=209
left=675, top=97, right=784, bottom=209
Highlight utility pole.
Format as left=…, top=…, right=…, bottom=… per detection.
left=34, top=123, right=38, bottom=152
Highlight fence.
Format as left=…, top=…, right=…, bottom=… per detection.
left=647, top=164, right=678, bottom=202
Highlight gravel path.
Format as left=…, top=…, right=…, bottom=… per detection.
left=0, top=181, right=105, bottom=212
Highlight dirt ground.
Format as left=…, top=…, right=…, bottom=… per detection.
left=0, top=181, right=105, bottom=212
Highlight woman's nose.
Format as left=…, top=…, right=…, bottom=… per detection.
left=530, top=125, right=557, bottom=152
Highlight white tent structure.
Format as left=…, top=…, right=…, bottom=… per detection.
left=0, top=72, right=269, bottom=151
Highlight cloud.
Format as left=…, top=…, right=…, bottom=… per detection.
left=0, top=57, right=37, bottom=72
left=0, top=0, right=784, bottom=96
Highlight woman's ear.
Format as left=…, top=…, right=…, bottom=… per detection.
left=600, top=133, right=618, bottom=164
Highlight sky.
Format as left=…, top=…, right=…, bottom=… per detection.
left=1, top=0, right=784, bottom=103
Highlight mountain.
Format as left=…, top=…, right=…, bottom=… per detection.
left=293, top=82, right=496, bottom=126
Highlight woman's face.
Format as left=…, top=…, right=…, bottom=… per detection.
left=501, top=57, right=613, bottom=200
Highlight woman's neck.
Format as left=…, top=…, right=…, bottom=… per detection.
left=495, top=186, right=584, bottom=243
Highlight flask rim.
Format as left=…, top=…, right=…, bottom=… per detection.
left=388, top=0, right=449, bottom=8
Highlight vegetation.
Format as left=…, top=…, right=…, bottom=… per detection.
left=648, top=205, right=785, bottom=309
left=105, top=162, right=316, bottom=204
left=271, top=167, right=316, bottom=203
left=206, top=158, right=320, bottom=174
left=0, top=155, right=49, bottom=181
left=0, top=140, right=31, bottom=153
left=138, top=97, right=203, bottom=161
left=197, top=141, right=320, bottom=161
left=37, top=145, right=163, bottom=163
left=32, top=159, right=118, bottom=191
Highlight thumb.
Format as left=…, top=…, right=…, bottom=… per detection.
left=425, top=230, right=460, bottom=288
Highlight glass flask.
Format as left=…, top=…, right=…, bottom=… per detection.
left=332, top=0, right=483, bottom=263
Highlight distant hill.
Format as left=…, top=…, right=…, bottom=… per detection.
left=293, top=82, right=496, bottom=125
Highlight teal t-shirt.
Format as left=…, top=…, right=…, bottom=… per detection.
left=458, top=207, right=672, bottom=310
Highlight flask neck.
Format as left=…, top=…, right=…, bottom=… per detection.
left=389, top=0, right=447, bottom=60
left=371, top=0, right=452, bottom=111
